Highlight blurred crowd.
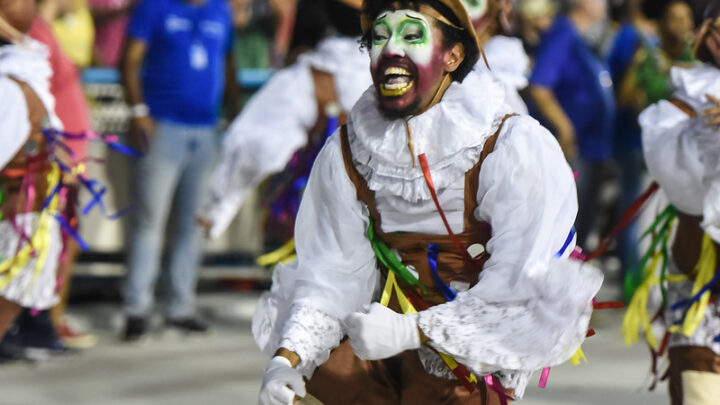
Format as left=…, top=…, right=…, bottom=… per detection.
left=0, top=0, right=711, bottom=366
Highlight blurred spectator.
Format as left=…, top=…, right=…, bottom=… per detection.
left=606, top=0, right=695, bottom=274
left=230, top=0, right=272, bottom=71
left=88, top=0, right=137, bottom=67
left=52, top=0, right=95, bottom=68
left=528, top=0, right=615, bottom=249
left=121, top=0, right=238, bottom=342
left=30, top=0, right=96, bottom=349
left=519, top=0, right=557, bottom=54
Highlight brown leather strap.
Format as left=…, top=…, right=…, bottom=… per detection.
left=339, top=125, right=383, bottom=231
left=670, top=98, right=698, bottom=118
left=311, top=68, right=347, bottom=133
left=463, top=114, right=518, bottom=228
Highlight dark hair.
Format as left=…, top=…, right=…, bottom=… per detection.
left=360, top=0, right=479, bottom=82
left=289, top=0, right=362, bottom=56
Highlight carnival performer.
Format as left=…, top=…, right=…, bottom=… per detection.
left=198, top=0, right=371, bottom=243
left=625, top=2, right=720, bottom=403
left=253, top=0, right=603, bottom=404
left=464, top=0, right=530, bottom=114
left=0, top=0, right=64, bottom=337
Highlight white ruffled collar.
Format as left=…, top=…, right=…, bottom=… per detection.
left=672, top=64, right=720, bottom=112
left=0, top=39, right=61, bottom=129
left=347, top=70, right=510, bottom=202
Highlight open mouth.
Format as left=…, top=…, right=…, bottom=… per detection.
left=380, top=67, right=414, bottom=97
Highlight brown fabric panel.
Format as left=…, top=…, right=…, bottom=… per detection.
left=668, top=346, right=720, bottom=405
left=307, top=340, right=503, bottom=405
left=669, top=98, right=698, bottom=118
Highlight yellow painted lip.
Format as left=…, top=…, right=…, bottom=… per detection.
left=380, top=81, right=414, bottom=97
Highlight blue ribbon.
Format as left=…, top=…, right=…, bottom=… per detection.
left=714, top=334, right=720, bottom=343
left=55, top=213, right=89, bottom=251
left=670, top=270, right=720, bottom=328
left=427, top=243, right=457, bottom=302
left=555, top=227, right=576, bottom=258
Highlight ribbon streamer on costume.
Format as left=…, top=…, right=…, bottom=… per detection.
left=0, top=163, right=61, bottom=289
left=256, top=239, right=297, bottom=267
left=427, top=243, right=457, bottom=302
left=668, top=234, right=718, bottom=337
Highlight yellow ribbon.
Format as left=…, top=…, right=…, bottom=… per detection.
left=569, top=347, right=587, bottom=365
left=668, top=234, right=717, bottom=337
left=256, top=239, right=296, bottom=267
left=623, top=251, right=664, bottom=348
left=0, top=163, right=61, bottom=290
left=379, top=272, right=480, bottom=380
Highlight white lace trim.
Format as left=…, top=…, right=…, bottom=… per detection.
left=416, top=258, right=601, bottom=397
left=347, top=72, right=511, bottom=202
left=280, top=304, right=344, bottom=377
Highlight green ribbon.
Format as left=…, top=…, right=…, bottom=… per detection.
left=367, top=219, right=429, bottom=295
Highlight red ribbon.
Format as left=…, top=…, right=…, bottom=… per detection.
left=585, top=182, right=659, bottom=261
left=418, top=154, right=474, bottom=263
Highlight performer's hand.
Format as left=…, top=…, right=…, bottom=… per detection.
left=259, top=356, right=306, bottom=405
left=130, top=116, right=155, bottom=154
left=344, top=303, right=421, bottom=360
left=703, top=94, right=720, bottom=129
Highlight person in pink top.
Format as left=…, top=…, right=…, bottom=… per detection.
left=28, top=0, right=96, bottom=350
left=88, top=0, right=137, bottom=67
left=30, top=0, right=90, bottom=160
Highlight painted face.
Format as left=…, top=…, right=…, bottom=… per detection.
left=462, top=0, right=489, bottom=28
left=370, top=10, right=449, bottom=117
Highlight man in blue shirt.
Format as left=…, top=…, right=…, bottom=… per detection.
left=121, top=0, right=237, bottom=341
left=528, top=0, right=615, bottom=249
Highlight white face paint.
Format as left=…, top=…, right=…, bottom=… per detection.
left=369, top=10, right=435, bottom=68
left=461, top=0, right=489, bottom=20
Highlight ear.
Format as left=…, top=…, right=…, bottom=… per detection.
left=444, top=43, right=465, bottom=74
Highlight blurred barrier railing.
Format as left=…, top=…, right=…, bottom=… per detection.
left=81, top=67, right=274, bottom=88
left=76, top=68, right=273, bottom=279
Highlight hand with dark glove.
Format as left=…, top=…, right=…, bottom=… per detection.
left=344, top=303, right=421, bottom=360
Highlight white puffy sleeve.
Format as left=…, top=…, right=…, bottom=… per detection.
left=639, top=100, right=720, bottom=242
left=639, top=100, right=708, bottom=216
left=274, top=134, right=379, bottom=374
left=416, top=116, right=603, bottom=390
left=203, top=64, right=318, bottom=238
left=0, top=77, right=31, bottom=168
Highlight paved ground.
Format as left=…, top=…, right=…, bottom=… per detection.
left=0, top=290, right=668, bottom=405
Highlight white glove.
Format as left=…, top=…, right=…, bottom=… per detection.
left=259, top=356, right=306, bottom=405
left=343, top=302, right=421, bottom=360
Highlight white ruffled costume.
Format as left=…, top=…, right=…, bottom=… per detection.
left=474, top=35, right=530, bottom=114
left=639, top=64, right=720, bottom=354
left=0, top=39, right=63, bottom=310
left=203, top=37, right=373, bottom=239
left=253, top=69, right=603, bottom=397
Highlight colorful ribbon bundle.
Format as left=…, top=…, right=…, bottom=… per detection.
left=622, top=204, right=720, bottom=389
left=0, top=128, right=139, bottom=305
left=257, top=115, right=341, bottom=267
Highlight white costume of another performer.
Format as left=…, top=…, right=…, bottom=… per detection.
left=253, top=69, right=603, bottom=397
left=203, top=37, right=372, bottom=239
left=639, top=64, right=720, bottom=355
left=476, top=35, right=530, bottom=114
left=0, top=39, right=63, bottom=309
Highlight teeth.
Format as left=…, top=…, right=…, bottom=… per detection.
left=380, top=81, right=414, bottom=97
left=384, top=67, right=411, bottom=76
